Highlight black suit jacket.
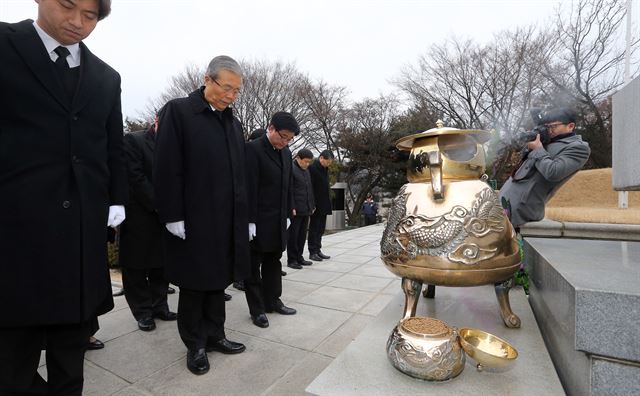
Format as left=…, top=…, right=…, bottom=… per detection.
left=246, top=134, right=293, bottom=252
left=154, top=89, right=250, bottom=291
left=119, top=128, right=163, bottom=269
left=0, top=20, right=127, bottom=327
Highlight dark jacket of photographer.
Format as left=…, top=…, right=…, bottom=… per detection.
left=499, top=134, right=590, bottom=228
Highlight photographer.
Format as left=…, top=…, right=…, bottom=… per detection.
left=499, top=107, right=591, bottom=229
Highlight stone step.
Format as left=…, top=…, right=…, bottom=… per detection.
left=520, top=219, right=640, bottom=241
left=525, top=237, right=640, bottom=396
left=521, top=219, right=640, bottom=241
left=307, top=284, right=563, bottom=395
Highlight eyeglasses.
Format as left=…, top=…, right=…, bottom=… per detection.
left=546, top=122, right=566, bottom=129
left=211, top=78, right=241, bottom=96
left=277, top=131, right=295, bottom=142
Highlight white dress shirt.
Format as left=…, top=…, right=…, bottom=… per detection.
left=32, top=21, right=81, bottom=68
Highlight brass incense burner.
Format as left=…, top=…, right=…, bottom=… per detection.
left=381, top=121, right=522, bottom=328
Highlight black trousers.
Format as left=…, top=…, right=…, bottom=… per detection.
left=287, top=215, right=309, bottom=263
left=308, top=213, right=327, bottom=255
left=0, top=321, right=93, bottom=396
left=177, top=288, right=225, bottom=351
left=364, top=214, right=376, bottom=226
left=244, top=249, right=282, bottom=316
left=122, top=267, right=169, bottom=321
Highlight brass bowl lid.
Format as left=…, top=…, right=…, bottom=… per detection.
left=396, top=120, right=492, bottom=151
left=458, top=328, right=518, bottom=368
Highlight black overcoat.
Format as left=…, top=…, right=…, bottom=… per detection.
left=119, top=129, right=163, bottom=269
left=0, top=20, right=127, bottom=327
left=291, top=160, right=315, bottom=216
left=246, top=135, right=293, bottom=253
left=154, top=88, right=250, bottom=291
left=309, top=160, right=332, bottom=216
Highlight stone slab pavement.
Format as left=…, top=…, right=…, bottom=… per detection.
left=38, top=224, right=398, bottom=395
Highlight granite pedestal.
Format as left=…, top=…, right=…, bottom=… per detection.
left=307, top=284, right=563, bottom=395
left=526, top=237, right=640, bottom=396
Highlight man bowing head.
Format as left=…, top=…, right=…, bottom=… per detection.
left=0, top=1, right=127, bottom=394
left=154, top=55, right=250, bottom=375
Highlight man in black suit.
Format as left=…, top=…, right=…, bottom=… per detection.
left=245, top=112, right=300, bottom=329
left=287, top=148, right=315, bottom=269
left=0, top=1, right=127, bottom=394
left=308, top=150, right=335, bottom=261
left=120, top=116, right=177, bottom=332
left=154, top=55, right=250, bottom=375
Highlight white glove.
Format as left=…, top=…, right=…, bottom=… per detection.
left=107, top=205, right=126, bottom=228
left=249, top=223, right=256, bottom=241
left=286, top=218, right=291, bottom=229
left=166, top=221, right=186, bottom=240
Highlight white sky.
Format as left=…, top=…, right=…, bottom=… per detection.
left=2, top=0, right=637, bottom=119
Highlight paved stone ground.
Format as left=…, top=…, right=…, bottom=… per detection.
left=38, top=224, right=396, bottom=395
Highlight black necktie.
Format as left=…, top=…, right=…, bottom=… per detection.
left=54, top=46, right=70, bottom=68
left=52, top=46, right=78, bottom=102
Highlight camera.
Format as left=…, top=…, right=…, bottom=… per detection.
left=514, top=108, right=551, bottom=147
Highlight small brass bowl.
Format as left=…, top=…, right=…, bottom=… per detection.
left=458, top=328, right=518, bottom=371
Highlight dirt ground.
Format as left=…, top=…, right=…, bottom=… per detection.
left=544, top=168, right=640, bottom=224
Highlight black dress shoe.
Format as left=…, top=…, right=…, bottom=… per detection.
left=87, top=338, right=104, bottom=350
left=318, top=252, right=331, bottom=259
left=153, top=310, right=177, bottom=321
left=281, top=270, right=287, bottom=276
left=251, top=313, right=269, bottom=328
left=187, top=348, right=209, bottom=375
left=137, top=317, right=156, bottom=331
left=206, top=338, right=246, bottom=354
left=224, top=292, right=232, bottom=301
left=233, top=281, right=246, bottom=291
left=266, top=299, right=297, bottom=315
left=287, top=262, right=302, bottom=269
left=167, top=286, right=176, bottom=294
left=309, top=253, right=323, bottom=262
left=299, top=259, right=312, bottom=266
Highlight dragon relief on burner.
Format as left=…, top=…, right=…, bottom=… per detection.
left=383, top=187, right=505, bottom=265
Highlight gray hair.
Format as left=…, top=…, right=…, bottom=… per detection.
left=206, top=56, right=243, bottom=79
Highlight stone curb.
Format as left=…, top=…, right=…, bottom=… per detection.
left=521, top=219, right=640, bottom=241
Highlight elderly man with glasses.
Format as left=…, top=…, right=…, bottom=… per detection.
left=499, top=107, right=591, bottom=230
left=154, top=55, right=251, bottom=375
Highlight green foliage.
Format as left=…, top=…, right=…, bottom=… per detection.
left=380, top=106, right=442, bottom=193
left=515, top=268, right=530, bottom=295
left=337, top=96, right=406, bottom=225
left=514, top=235, right=529, bottom=294
left=578, top=118, right=612, bottom=169
left=107, top=242, right=120, bottom=268
left=390, top=104, right=441, bottom=136
left=327, top=160, right=342, bottom=186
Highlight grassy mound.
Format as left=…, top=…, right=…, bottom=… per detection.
left=545, top=168, right=640, bottom=224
